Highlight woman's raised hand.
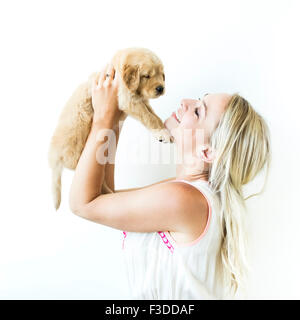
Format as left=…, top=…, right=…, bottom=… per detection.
left=91, top=64, right=123, bottom=127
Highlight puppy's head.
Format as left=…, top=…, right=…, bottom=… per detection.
left=118, top=48, right=165, bottom=99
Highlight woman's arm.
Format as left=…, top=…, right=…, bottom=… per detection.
left=102, top=123, right=121, bottom=193
left=74, top=179, right=208, bottom=234
left=69, top=121, right=113, bottom=210
left=69, top=64, right=123, bottom=211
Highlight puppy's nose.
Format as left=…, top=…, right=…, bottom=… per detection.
left=156, top=86, right=164, bottom=94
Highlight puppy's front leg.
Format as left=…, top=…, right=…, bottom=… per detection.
left=126, top=101, right=173, bottom=143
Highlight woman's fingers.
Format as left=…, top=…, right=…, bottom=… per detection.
left=92, top=78, right=97, bottom=91
left=97, top=65, right=108, bottom=88
left=104, top=64, right=115, bottom=86
left=96, top=63, right=117, bottom=89
left=113, top=69, right=119, bottom=87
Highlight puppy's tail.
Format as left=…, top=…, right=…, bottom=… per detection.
left=50, top=160, right=63, bottom=211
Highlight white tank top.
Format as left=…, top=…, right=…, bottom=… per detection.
left=121, top=179, right=225, bottom=300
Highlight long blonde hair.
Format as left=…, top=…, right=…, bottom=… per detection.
left=209, top=94, right=271, bottom=296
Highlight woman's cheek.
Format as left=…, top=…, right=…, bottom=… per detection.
left=180, top=116, right=197, bottom=129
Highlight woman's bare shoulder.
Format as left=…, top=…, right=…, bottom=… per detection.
left=163, top=180, right=209, bottom=236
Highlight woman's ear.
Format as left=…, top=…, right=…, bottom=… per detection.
left=122, top=64, right=140, bottom=91
left=198, top=145, right=215, bottom=163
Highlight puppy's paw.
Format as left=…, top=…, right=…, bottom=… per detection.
left=153, top=128, right=174, bottom=143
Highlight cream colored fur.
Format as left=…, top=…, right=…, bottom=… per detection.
left=48, top=48, right=171, bottom=210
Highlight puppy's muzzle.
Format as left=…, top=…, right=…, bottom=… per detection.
left=156, top=86, right=164, bottom=95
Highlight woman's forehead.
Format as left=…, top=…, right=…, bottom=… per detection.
left=205, top=93, right=231, bottom=110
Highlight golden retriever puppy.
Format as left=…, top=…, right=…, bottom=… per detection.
left=48, top=47, right=172, bottom=210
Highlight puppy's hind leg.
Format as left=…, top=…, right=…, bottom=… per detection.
left=52, top=162, right=63, bottom=210
left=48, top=150, right=64, bottom=210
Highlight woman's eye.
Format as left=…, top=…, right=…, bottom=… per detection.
left=195, top=108, right=199, bottom=117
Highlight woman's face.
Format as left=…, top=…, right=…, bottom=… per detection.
left=165, top=93, right=231, bottom=154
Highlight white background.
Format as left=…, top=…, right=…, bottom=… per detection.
left=0, top=0, right=299, bottom=299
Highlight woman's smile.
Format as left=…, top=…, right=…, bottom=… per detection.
left=172, top=111, right=180, bottom=123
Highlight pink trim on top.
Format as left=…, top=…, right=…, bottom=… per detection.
left=122, top=231, right=127, bottom=250
left=158, top=231, right=174, bottom=253
left=164, top=179, right=212, bottom=248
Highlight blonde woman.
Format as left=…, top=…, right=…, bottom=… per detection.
left=69, top=64, right=271, bottom=299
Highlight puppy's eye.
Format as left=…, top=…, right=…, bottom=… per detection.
left=143, top=75, right=150, bottom=79
left=162, top=73, right=165, bottom=81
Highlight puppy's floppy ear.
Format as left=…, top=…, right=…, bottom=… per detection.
left=122, top=64, right=140, bottom=91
